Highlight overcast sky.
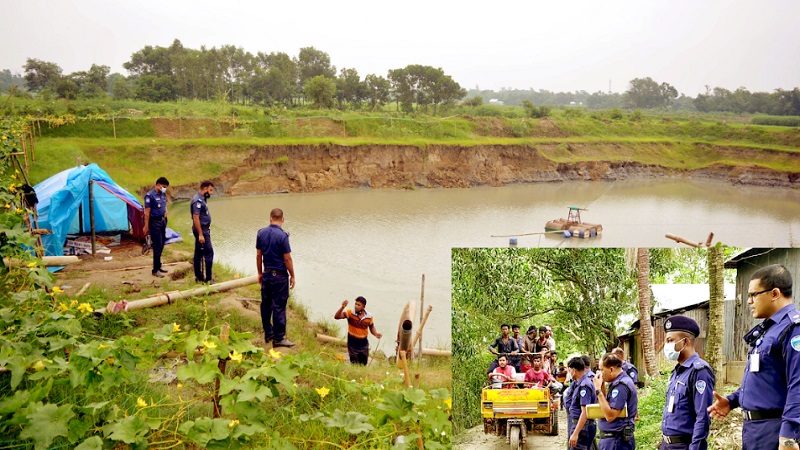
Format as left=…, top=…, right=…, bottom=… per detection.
left=2, top=0, right=799, bottom=95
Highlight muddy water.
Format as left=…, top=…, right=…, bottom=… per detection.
left=202, top=178, right=800, bottom=347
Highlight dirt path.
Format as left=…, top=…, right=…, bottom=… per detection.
left=455, top=409, right=568, bottom=450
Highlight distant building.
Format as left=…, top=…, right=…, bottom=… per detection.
left=488, top=99, right=504, bottom=105
left=618, top=284, right=735, bottom=375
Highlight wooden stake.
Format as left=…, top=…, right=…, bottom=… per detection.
left=418, top=274, right=425, bottom=359
left=213, top=323, right=231, bottom=418
left=399, top=351, right=412, bottom=387
left=112, top=116, right=117, bottom=139
left=412, top=306, right=433, bottom=355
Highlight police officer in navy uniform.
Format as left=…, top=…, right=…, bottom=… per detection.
left=612, top=347, right=639, bottom=386
left=568, top=356, right=598, bottom=450
left=255, top=208, right=296, bottom=348
left=190, top=181, right=215, bottom=283
left=594, top=352, right=638, bottom=450
left=708, top=264, right=800, bottom=450
left=660, top=315, right=715, bottom=450
left=143, top=176, right=169, bottom=278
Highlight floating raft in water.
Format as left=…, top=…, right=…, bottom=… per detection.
left=544, top=206, right=603, bottom=239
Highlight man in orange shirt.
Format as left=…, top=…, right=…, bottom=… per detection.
left=334, top=296, right=383, bottom=365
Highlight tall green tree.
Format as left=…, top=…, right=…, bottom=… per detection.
left=364, top=74, right=391, bottom=110
left=624, top=77, right=678, bottom=109
left=23, top=59, right=62, bottom=92
left=303, top=75, right=336, bottom=108
left=335, top=68, right=363, bottom=108
left=296, top=47, right=335, bottom=87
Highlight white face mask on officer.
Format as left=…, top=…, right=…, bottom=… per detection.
left=663, top=338, right=687, bottom=361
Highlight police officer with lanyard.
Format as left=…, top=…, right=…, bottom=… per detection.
left=143, top=177, right=169, bottom=278
left=190, top=181, right=215, bottom=283
left=568, top=356, right=598, bottom=450
left=660, top=315, right=715, bottom=450
left=593, top=352, right=638, bottom=450
left=709, top=264, right=800, bottom=450
left=255, top=208, right=296, bottom=348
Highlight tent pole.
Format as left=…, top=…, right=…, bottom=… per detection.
left=88, top=180, right=96, bottom=255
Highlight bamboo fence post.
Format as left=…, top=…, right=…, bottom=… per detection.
left=418, top=274, right=425, bottom=359
left=212, top=323, right=231, bottom=418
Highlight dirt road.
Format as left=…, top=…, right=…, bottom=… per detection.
left=454, top=409, right=568, bottom=450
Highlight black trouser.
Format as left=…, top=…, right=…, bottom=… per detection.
left=260, top=270, right=289, bottom=343
left=348, top=345, right=370, bottom=365
left=192, top=228, right=213, bottom=282
left=150, top=217, right=166, bottom=273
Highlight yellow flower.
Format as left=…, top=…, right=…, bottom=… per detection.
left=172, top=323, right=181, bottom=333
left=176, top=382, right=183, bottom=389
left=202, top=340, right=217, bottom=350
left=269, top=348, right=283, bottom=360
left=26, top=262, right=37, bottom=268
left=229, top=350, right=243, bottom=362
left=15, top=208, right=22, bottom=214
left=98, top=343, right=108, bottom=349
left=77, top=303, right=94, bottom=314
left=58, top=302, right=69, bottom=313
left=3, top=204, right=9, bottom=209
left=228, top=419, right=239, bottom=428
left=69, top=300, right=78, bottom=308
left=51, top=286, right=63, bottom=294
left=106, top=356, right=115, bottom=365
left=443, top=398, right=452, bottom=410
left=9, top=185, right=16, bottom=193
left=315, top=387, right=330, bottom=399
left=31, top=360, right=46, bottom=372
left=136, top=397, right=148, bottom=408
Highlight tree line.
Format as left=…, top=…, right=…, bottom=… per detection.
left=11, top=39, right=465, bottom=113
left=468, top=77, right=800, bottom=116
left=4, top=41, right=799, bottom=116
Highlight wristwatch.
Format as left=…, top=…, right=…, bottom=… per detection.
left=781, top=438, right=799, bottom=448
left=595, top=389, right=601, bottom=396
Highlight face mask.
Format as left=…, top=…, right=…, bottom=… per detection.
left=663, top=339, right=685, bottom=361
left=203, top=192, right=211, bottom=200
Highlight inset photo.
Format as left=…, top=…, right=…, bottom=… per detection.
left=452, top=247, right=800, bottom=450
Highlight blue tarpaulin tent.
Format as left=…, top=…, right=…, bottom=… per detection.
left=35, top=164, right=151, bottom=256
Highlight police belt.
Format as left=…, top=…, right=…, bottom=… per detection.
left=662, top=435, right=692, bottom=444
left=598, top=428, right=633, bottom=439
left=742, top=409, right=783, bottom=421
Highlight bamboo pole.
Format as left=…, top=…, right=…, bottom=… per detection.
left=411, top=305, right=433, bottom=353
left=95, top=275, right=258, bottom=315
left=213, top=323, right=230, bottom=418
left=112, top=116, right=117, bottom=139
left=88, top=180, right=96, bottom=255
left=418, top=274, right=425, bottom=359
left=75, top=282, right=91, bottom=297
left=315, top=333, right=450, bottom=357
left=399, top=351, right=411, bottom=387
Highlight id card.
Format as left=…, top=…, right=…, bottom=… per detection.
left=668, top=395, right=675, bottom=413
left=750, top=352, right=760, bottom=372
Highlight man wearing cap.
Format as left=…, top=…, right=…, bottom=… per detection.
left=143, top=176, right=169, bottom=278
left=708, top=264, right=800, bottom=450
left=568, top=356, right=598, bottom=450
left=660, top=315, right=715, bottom=450
left=612, top=347, right=639, bottom=386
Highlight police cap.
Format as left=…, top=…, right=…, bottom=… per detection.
left=664, top=315, right=700, bottom=337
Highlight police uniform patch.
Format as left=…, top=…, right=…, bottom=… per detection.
left=665, top=320, right=672, bottom=330
left=696, top=380, right=706, bottom=394
left=791, top=335, right=800, bottom=352
left=611, top=389, right=619, bottom=399
left=580, top=388, right=586, bottom=397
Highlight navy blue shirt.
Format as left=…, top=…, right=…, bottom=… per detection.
left=661, top=353, right=714, bottom=448
left=598, top=371, right=638, bottom=432
left=144, top=188, right=167, bottom=218
left=622, top=361, right=639, bottom=385
left=256, top=224, right=291, bottom=271
left=190, top=193, right=211, bottom=228
left=728, top=303, right=800, bottom=438
left=569, top=372, right=598, bottom=420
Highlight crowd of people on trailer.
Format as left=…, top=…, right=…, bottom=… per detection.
left=486, top=323, right=567, bottom=389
